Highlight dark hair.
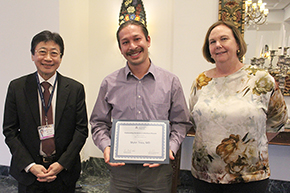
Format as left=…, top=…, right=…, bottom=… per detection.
left=116, top=20, right=149, bottom=48
left=202, top=21, right=247, bottom=63
left=30, top=30, right=64, bottom=58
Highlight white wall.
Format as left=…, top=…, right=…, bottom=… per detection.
left=172, top=0, right=218, bottom=99
left=0, top=0, right=59, bottom=166
left=244, top=28, right=281, bottom=66
left=284, top=4, right=290, bottom=22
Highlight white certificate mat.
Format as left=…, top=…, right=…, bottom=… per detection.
left=110, top=120, right=169, bottom=164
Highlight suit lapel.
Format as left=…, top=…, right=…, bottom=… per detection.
left=25, top=73, right=40, bottom=126
left=55, top=73, right=70, bottom=129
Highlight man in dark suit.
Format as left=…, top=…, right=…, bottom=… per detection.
left=3, top=30, right=88, bottom=193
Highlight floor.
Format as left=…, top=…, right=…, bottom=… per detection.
left=1, top=157, right=290, bottom=193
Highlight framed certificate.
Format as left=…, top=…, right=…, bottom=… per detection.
left=110, top=120, right=169, bottom=164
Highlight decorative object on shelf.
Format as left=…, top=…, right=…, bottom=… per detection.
left=252, top=46, right=290, bottom=95
left=250, top=57, right=265, bottom=68
left=219, top=0, right=245, bottom=36
left=269, top=50, right=278, bottom=70
left=119, top=0, right=147, bottom=27
left=250, top=44, right=268, bottom=70
left=244, top=0, right=269, bottom=27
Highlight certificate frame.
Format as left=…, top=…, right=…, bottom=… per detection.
left=110, top=120, right=169, bottom=164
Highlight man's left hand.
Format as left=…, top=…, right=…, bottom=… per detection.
left=143, top=150, right=175, bottom=168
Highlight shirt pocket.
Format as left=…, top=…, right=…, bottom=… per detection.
left=150, top=101, right=170, bottom=120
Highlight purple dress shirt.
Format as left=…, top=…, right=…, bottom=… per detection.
left=90, top=62, right=192, bottom=155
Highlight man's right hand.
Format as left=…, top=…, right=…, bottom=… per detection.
left=104, top=146, right=125, bottom=167
left=29, top=164, right=48, bottom=177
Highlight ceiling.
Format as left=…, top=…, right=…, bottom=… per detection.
left=263, top=0, right=290, bottom=10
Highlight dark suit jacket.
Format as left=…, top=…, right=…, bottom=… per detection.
left=3, top=72, right=88, bottom=186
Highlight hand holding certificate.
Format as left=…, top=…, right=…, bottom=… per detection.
left=110, top=120, right=169, bottom=164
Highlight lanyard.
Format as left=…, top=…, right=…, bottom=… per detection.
left=35, top=72, right=57, bottom=123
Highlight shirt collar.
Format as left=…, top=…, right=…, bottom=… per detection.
left=38, top=72, right=57, bottom=86
left=125, top=60, right=156, bottom=80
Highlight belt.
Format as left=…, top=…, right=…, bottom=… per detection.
left=41, top=154, right=56, bottom=163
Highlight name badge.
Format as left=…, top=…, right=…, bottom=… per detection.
left=38, top=124, right=54, bottom=140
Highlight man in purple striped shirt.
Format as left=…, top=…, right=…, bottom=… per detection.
left=90, top=20, right=192, bottom=193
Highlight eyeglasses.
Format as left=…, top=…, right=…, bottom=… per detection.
left=35, top=49, right=61, bottom=57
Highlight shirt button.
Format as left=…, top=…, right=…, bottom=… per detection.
left=139, top=81, right=141, bottom=83
left=138, top=95, right=141, bottom=98
left=138, top=111, right=141, bottom=114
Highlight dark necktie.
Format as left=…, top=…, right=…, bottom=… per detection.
left=41, top=82, right=55, bottom=156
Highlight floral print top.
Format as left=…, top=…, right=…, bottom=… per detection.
left=189, top=65, right=288, bottom=184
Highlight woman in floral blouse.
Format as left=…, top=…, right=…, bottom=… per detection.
left=189, top=21, right=288, bottom=193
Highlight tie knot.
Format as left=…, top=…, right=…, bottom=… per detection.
left=41, top=82, right=51, bottom=90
